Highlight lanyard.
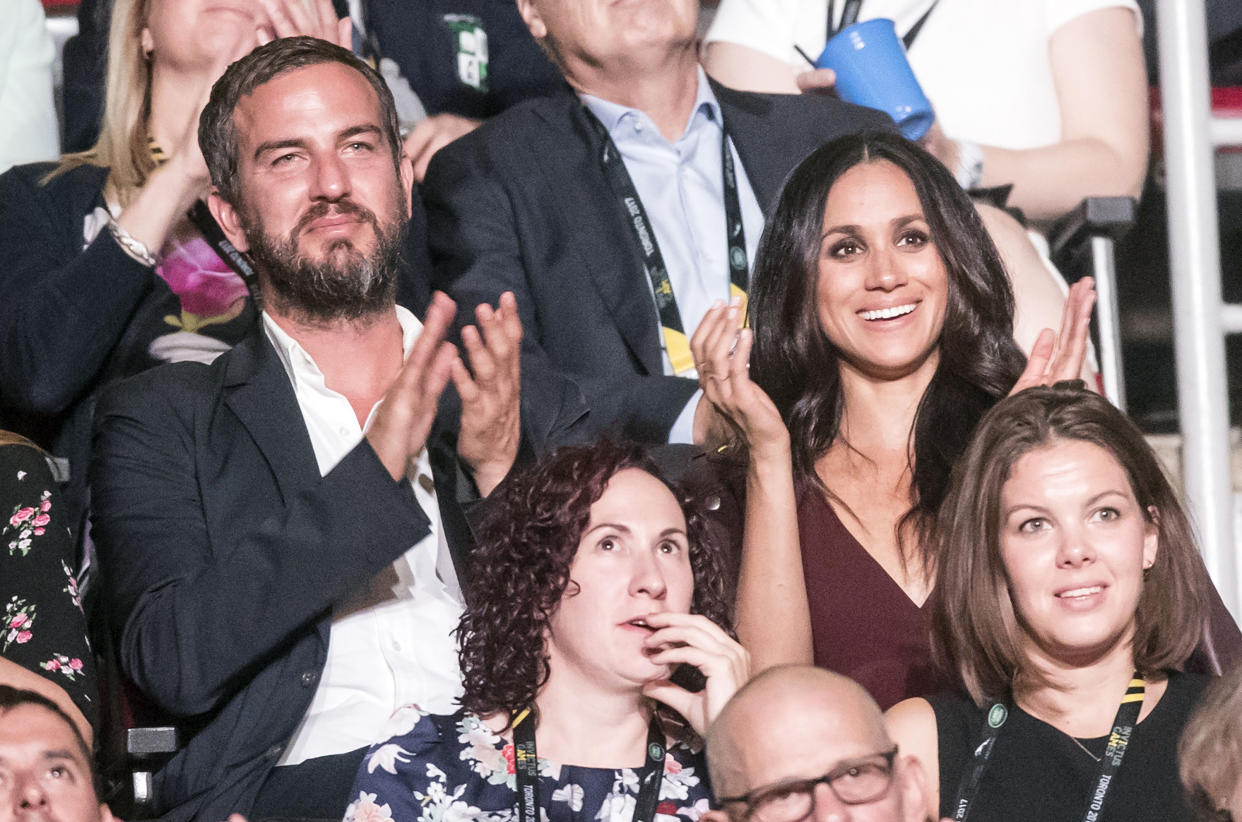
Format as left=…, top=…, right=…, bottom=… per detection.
left=582, top=107, right=749, bottom=375
left=828, top=0, right=941, bottom=48
left=148, top=139, right=261, bottom=298
left=512, top=708, right=666, bottom=822
left=185, top=201, right=261, bottom=297
left=950, top=674, right=1145, bottom=822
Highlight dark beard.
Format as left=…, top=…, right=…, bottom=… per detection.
left=242, top=197, right=406, bottom=325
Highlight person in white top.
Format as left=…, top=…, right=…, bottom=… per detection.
left=0, top=0, right=58, bottom=173
left=90, top=35, right=522, bottom=822
left=702, top=0, right=1148, bottom=225
left=702, top=0, right=1145, bottom=370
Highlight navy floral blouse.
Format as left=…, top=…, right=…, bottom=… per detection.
left=0, top=442, right=97, bottom=726
left=344, top=707, right=714, bottom=822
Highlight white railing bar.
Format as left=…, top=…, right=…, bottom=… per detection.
left=1210, top=117, right=1242, bottom=149
left=1156, top=0, right=1238, bottom=620
left=1091, top=236, right=1125, bottom=410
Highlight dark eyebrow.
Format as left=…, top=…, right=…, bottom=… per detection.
left=253, top=125, right=385, bottom=162
left=821, top=214, right=927, bottom=241
left=42, top=748, right=77, bottom=761
left=583, top=523, right=688, bottom=540
left=339, top=124, right=383, bottom=142
left=585, top=522, right=632, bottom=536
left=253, top=138, right=307, bottom=162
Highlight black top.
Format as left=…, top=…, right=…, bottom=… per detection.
left=363, top=0, right=566, bottom=119
left=929, top=671, right=1209, bottom=821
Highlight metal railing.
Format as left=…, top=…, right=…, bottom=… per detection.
left=1157, top=0, right=1240, bottom=619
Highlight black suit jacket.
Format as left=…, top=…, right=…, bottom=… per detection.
left=421, top=80, right=893, bottom=445
left=90, top=327, right=475, bottom=821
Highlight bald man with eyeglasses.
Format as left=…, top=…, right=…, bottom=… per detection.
left=703, top=666, right=937, bottom=822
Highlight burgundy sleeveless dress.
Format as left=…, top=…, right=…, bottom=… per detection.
left=798, top=490, right=954, bottom=710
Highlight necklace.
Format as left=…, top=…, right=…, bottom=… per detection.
left=1069, top=735, right=1102, bottom=762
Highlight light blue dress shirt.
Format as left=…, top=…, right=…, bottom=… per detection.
left=580, top=69, right=765, bottom=444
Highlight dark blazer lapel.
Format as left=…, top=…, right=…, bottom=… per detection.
left=221, top=330, right=322, bottom=506
left=713, top=80, right=784, bottom=212
left=531, top=97, right=664, bottom=375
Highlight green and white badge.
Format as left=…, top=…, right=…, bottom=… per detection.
left=445, top=14, right=488, bottom=92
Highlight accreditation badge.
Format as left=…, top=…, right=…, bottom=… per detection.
left=444, top=14, right=489, bottom=92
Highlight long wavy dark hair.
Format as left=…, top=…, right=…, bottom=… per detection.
left=749, top=131, right=1026, bottom=568
left=458, top=441, right=733, bottom=724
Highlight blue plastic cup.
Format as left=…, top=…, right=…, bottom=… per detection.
left=815, top=18, right=934, bottom=141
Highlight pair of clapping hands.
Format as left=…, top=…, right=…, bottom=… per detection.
left=366, top=293, right=522, bottom=498
left=693, top=278, right=1098, bottom=450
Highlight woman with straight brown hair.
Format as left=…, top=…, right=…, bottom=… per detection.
left=887, top=383, right=1219, bottom=821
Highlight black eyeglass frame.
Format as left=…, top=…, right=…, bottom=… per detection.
left=719, top=746, right=900, bottom=819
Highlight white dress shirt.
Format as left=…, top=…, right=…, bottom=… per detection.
left=262, top=307, right=464, bottom=766
left=580, top=68, right=764, bottom=444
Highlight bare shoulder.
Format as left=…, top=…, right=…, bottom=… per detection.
left=886, top=697, right=941, bottom=821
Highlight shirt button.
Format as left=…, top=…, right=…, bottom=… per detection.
left=300, top=670, right=318, bottom=687
left=338, top=426, right=350, bottom=436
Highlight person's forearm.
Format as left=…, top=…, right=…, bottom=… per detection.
left=975, top=136, right=1146, bottom=223
left=735, top=444, right=813, bottom=669
left=114, top=154, right=206, bottom=249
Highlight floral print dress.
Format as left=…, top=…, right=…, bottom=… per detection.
left=344, top=708, right=714, bottom=822
left=0, top=443, right=97, bottom=727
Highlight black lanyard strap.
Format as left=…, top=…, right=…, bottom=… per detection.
left=951, top=674, right=1145, bottom=822
left=186, top=200, right=261, bottom=297
left=582, top=106, right=748, bottom=375
left=512, top=708, right=666, bottom=822
left=826, top=0, right=941, bottom=48
left=148, top=138, right=260, bottom=298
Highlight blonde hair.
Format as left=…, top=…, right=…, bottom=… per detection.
left=1180, top=662, right=1242, bottom=819
left=46, top=0, right=155, bottom=206
left=0, top=431, right=43, bottom=451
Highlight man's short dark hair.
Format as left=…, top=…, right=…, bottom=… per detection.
left=0, top=684, right=100, bottom=799
left=198, top=36, right=403, bottom=206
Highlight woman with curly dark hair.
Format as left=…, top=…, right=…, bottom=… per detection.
left=343, top=441, right=748, bottom=822
left=691, top=131, right=1094, bottom=709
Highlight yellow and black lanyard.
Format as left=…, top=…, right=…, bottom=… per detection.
left=950, top=675, right=1145, bottom=822
left=582, top=108, right=748, bottom=375
left=512, top=708, right=666, bottom=822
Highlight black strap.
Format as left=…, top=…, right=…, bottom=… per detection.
left=186, top=200, right=261, bottom=299
left=825, top=0, right=941, bottom=48
left=512, top=709, right=666, bottom=822
left=582, top=106, right=748, bottom=375
left=950, top=675, right=1145, bottom=822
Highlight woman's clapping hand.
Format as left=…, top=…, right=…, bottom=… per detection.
left=690, top=299, right=789, bottom=460
left=1010, top=276, right=1097, bottom=395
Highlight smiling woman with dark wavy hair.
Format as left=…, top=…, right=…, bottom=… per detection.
left=343, top=440, right=747, bottom=822
left=691, top=130, right=1097, bottom=710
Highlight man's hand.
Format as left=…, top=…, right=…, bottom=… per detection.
left=404, top=113, right=483, bottom=182
left=454, top=292, right=522, bottom=497
left=366, top=293, right=458, bottom=482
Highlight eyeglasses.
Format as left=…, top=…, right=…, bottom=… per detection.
left=719, top=747, right=899, bottom=822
